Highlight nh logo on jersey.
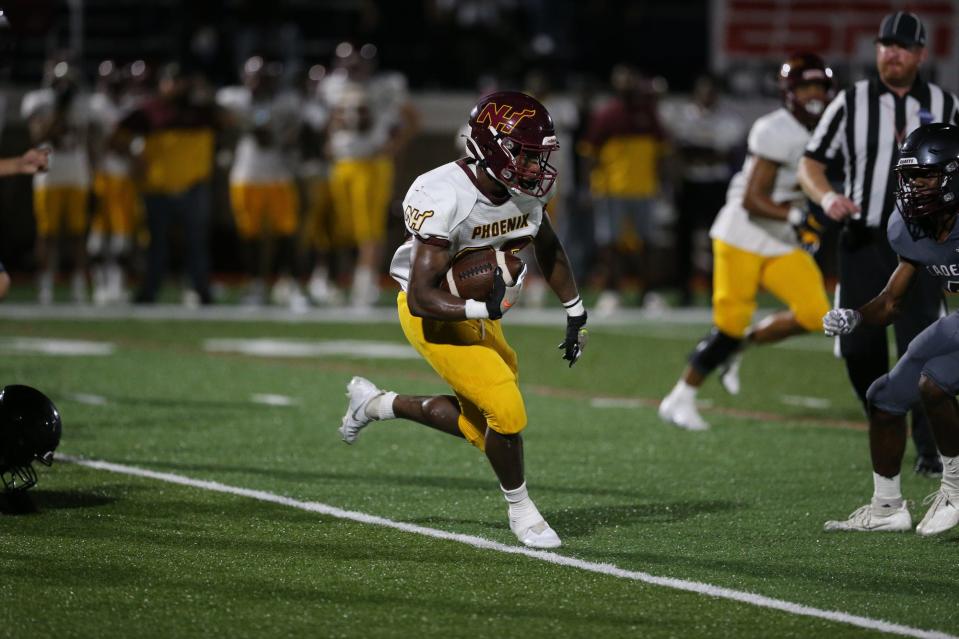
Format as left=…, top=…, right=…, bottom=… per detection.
left=471, top=214, right=530, bottom=239
left=476, top=103, right=536, bottom=134
left=404, top=206, right=434, bottom=232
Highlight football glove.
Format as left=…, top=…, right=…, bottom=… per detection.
left=823, top=308, right=862, bottom=336
left=485, top=265, right=526, bottom=320
left=559, top=310, right=588, bottom=367
left=792, top=206, right=833, bottom=255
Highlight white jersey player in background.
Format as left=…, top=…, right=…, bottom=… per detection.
left=217, top=56, right=307, bottom=310
left=87, top=59, right=139, bottom=305
left=21, top=56, right=92, bottom=304
left=321, top=42, right=419, bottom=309
left=337, top=91, right=588, bottom=548
left=659, top=53, right=835, bottom=431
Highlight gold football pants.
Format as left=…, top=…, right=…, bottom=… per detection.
left=229, top=181, right=300, bottom=238
left=397, top=291, right=526, bottom=451
left=33, top=186, right=88, bottom=237
left=91, top=173, right=139, bottom=236
left=712, top=239, right=830, bottom=338
left=329, top=156, right=392, bottom=245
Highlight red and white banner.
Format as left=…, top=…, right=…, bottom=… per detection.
left=711, top=1, right=959, bottom=91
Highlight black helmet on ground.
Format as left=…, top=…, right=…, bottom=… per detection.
left=0, top=385, right=61, bottom=491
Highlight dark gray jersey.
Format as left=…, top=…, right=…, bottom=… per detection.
left=887, top=212, right=959, bottom=293
left=868, top=211, right=959, bottom=410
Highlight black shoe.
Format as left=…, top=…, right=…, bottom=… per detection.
left=914, top=455, right=943, bottom=478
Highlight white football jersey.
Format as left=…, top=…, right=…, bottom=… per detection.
left=88, top=91, right=132, bottom=176
left=709, top=107, right=809, bottom=256
left=323, top=71, right=408, bottom=160
left=216, top=86, right=301, bottom=183
left=21, top=88, right=91, bottom=188
left=389, top=161, right=550, bottom=292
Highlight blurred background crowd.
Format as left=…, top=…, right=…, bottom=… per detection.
left=0, top=0, right=956, bottom=312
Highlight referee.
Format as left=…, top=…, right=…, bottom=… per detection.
left=799, top=11, right=959, bottom=477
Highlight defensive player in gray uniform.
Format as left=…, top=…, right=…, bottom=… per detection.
left=824, top=123, right=959, bottom=536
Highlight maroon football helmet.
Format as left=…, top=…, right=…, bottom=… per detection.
left=779, top=53, right=834, bottom=130
left=465, top=91, right=559, bottom=198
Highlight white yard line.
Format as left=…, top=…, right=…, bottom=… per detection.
left=60, top=454, right=955, bottom=639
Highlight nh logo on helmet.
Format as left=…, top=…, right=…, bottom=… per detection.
left=477, top=103, right=536, bottom=134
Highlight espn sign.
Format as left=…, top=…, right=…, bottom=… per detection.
left=711, top=0, right=958, bottom=90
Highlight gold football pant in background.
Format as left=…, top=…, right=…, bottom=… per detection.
left=229, top=181, right=300, bottom=238
left=397, top=291, right=526, bottom=451
left=329, top=157, right=391, bottom=244
left=712, top=238, right=830, bottom=338
left=33, top=186, right=88, bottom=237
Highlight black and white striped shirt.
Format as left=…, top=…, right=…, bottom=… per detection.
left=805, top=78, right=959, bottom=228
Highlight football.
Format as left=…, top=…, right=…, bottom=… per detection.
left=440, top=248, right=524, bottom=301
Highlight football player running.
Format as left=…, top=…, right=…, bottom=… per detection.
left=659, top=54, right=834, bottom=430
left=823, top=123, right=959, bottom=535
left=338, top=91, right=588, bottom=549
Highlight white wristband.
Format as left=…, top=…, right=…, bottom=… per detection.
left=464, top=299, right=489, bottom=319
left=787, top=207, right=804, bottom=226
left=563, top=297, right=586, bottom=317
left=820, top=191, right=839, bottom=212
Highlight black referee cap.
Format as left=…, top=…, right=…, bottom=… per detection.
left=877, top=11, right=926, bottom=48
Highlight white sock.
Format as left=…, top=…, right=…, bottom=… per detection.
left=942, top=454, right=959, bottom=493
left=364, top=391, right=396, bottom=421
left=311, top=266, right=329, bottom=282
left=502, top=482, right=542, bottom=524
left=871, top=472, right=903, bottom=509
left=673, top=380, right=698, bottom=400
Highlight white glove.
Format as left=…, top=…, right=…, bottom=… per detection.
left=823, top=308, right=862, bottom=336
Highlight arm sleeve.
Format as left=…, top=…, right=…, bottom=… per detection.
left=804, top=93, right=846, bottom=162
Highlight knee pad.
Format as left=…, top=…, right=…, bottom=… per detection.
left=865, top=374, right=888, bottom=406
left=689, top=328, right=742, bottom=376
left=480, top=382, right=527, bottom=436
left=712, top=295, right=753, bottom=339
left=865, top=374, right=909, bottom=415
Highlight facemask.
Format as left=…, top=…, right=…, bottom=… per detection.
left=804, top=99, right=825, bottom=116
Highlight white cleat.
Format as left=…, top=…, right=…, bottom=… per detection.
left=916, top=489, right=959, bottom=537
left=719, top=354, right=742, bottom=396
left=339, top=376, right=383, bottom=444
left=510, top=517, right=561, bottom=549
left=823, top=502, right=912, bottom=532
left=308, top=276, right=343, bottom=306
left=594, top=290, right=621, bottom=318
left=658, top=390, right=709, bottom=431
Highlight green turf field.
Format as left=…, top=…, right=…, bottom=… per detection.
left=0, top=310, right=955, bottom=638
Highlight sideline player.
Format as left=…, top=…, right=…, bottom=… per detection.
left=338, top=91, right=588, bottom=548
left=88, top=60, right=139, bottom=305
left=217, top=56, right=306, bottom=309
left=823, top=123, right=959, bottom=535
left=659, top=54, right=834, bottom=430
left=323, top=42, right=419, bottom=308
left=22, top=57, right=91, bottom=304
